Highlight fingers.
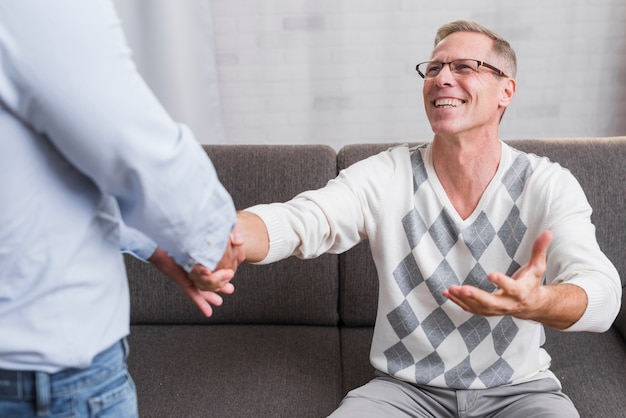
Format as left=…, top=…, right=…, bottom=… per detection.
left=215, top=230, right=246, bottom=272
left=445, top=284, right=507, bottom=316
left=186, top=276, right=237, bottom=317
left=189, top=292, right=215, bottom=317
left=201, top=291, right=224, bottom=308
left=528, top=230, right=552, bottom=275
left=190, top=266, right=235, bottom=292
left=217, top=282, right=235, bottom=295
left=443, top=285, right=473, bottom=311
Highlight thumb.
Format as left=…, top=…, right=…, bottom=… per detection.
left=528, top=230, right=553, bottom=274
left=230, top=229, right=245, bottom=246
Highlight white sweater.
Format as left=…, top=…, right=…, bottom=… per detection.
left=247, top=143, right=621, bottom=389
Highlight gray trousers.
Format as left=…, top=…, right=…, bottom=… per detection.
left=329, top=375, right=579, bottom=418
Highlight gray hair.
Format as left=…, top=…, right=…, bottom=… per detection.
left=434, top=20, right=517, bottom=78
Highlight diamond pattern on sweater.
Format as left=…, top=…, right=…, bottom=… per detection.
left=403, top=208, right=428, bottom=250
left=498, top=206, right=527, bottom=258
left=464, top=263, right=497, bottom=292
left=426, top=260, right=460, bottom=306
left=415, top=351, right=445, bottom=382
left=422, top=307, right=456, bottom=349
left=462, top=212, right=496, bottom=260
left=458, top=315, right=491, bottom=352
left=502, top=155, right=532, bottom=201
left=429, top=211, right=458, bottom=256
left=505, top=260, right=522, bottom=277
left=492, top=316, right=519, bottom=356
left=387, top=299, right=420, bottom=339
left=444, top=356, right=477, bottom=388
left=382, top=149, right=535, bottom=388
left=411, top=147, right=428, bottom=191
left=384, top=341, right=415, bottom=375
left=479, top=358, right=515, bottom=387
left=393, top=253, right=424, bottom=297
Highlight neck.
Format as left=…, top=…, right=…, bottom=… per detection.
left=430, top=135, right=502, bottom=219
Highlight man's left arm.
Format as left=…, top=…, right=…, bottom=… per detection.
left=445, top=168, right=621, bottom=331
left=444, top=230, right=591, bottom=330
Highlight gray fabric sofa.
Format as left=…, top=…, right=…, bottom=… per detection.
left=125, top=137, right=626, bottom=418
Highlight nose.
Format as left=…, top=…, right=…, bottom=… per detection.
left=434, top=62, right=454, bottom=86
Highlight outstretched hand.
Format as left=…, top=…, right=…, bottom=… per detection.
left=188, top=227, right=246, bottom=292
left=147, top=247, right=235, bottom=317
left=146, top=227, right=245, bottom=316
left=443, top=230, right=553, bottom=319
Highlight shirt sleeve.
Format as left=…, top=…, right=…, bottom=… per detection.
left=0, top=0, right=235, bottom=270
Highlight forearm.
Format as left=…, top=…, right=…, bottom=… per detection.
left=522, top=283, right=588, bottom=330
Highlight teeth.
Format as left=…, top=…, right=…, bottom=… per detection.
left=435, top=99, right=463, bottom=108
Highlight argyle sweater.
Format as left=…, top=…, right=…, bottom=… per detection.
left=247, top=142, right=620, bottom=389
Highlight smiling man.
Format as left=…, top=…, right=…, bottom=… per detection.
left=234, top=20, right=621, bottom=417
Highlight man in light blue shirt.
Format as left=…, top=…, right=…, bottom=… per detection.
left=0, top=1, right=239, bottom=416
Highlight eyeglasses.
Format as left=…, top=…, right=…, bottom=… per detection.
left=416, top=59, right=508, bottom=79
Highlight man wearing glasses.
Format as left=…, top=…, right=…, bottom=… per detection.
left=234, top=20, right=621, bottom=417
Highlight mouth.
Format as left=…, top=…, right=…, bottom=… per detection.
left=433, top=98, right=465, bottom=108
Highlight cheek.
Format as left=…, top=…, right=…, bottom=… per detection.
left=422, top=84, right=431, bottom=101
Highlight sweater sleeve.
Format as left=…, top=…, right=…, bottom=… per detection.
left=541, top=166, right=621, bottom=332
left=245, top=146, right=405, bottom=264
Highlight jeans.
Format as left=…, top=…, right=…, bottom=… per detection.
left=0, top=339, right=138, bottom=417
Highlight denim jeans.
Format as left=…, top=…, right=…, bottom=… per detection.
left=0, top=339, right=138, bottom=417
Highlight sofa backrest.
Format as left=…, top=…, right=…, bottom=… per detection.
left=337, top=138, right=626, bottom=337
left=128, top=144, right=340, bottom=326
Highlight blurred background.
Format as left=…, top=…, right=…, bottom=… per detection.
left=113, top=0, right=626, bottom=149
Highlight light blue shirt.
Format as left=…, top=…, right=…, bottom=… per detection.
left=0, top=0, right=235, bottom=372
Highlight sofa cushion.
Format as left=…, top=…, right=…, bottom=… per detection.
left=340, top=327, right=375, bottom=395
left=128, top=324, right=342, bottom=418
left=543, top=327, right=626, bottom=417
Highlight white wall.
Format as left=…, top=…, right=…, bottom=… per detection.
left=117, top=0, right=626, bottom=149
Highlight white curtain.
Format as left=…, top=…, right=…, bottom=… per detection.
left=113, top=0, right=225, bottom=144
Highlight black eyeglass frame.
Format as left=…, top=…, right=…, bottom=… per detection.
left=416, top=59, right=509, bottom=79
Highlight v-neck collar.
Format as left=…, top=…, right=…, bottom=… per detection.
left=422, top=141, right=509, bottom=226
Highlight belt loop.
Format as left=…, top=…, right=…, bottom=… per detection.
left=34, top=372, right=50, bottom=416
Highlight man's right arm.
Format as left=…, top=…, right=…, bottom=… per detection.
left=232, top=149, right=402, bottom=266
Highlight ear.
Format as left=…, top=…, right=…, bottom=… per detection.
left=499, top=77, right=516, bottom=108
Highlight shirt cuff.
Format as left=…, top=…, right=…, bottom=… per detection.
left=119, top=223, right=158, bottom=261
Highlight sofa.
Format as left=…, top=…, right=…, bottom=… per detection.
left=125, top=137, right=626, bottom=418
